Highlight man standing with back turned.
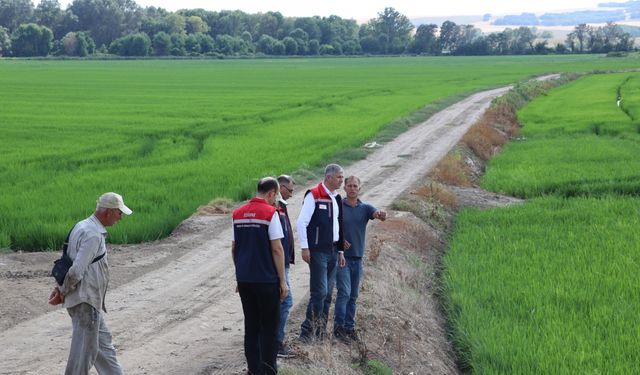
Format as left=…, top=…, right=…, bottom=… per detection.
left=48, top=192, right=133, bottom=375
left=298, top=164, right=346, bottom=341
left=333, top=176, right=386, bottom=342
left=232, top=177, right=288, bottom=375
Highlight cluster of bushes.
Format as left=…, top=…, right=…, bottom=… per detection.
left=0, top=23, right=94, bottom=57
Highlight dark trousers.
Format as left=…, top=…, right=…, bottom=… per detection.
left=238, top=282, right=280, bottom=375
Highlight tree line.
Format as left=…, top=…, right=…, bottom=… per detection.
left=0, top=0, right=635, bottom=57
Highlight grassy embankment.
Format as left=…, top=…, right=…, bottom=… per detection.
left=1, top=55, right=639, bottom=250
left=443, top=73, right=640, bottom=374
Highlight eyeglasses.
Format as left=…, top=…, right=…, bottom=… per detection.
left=282, top=185, right=294, bottom=193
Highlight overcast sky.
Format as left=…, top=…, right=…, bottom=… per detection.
left=56, top=0, right=607, bottom=20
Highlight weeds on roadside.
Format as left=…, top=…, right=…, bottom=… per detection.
left=432, top=153, right=472, bottom=187
left=415, top=182, right=459, bottom=209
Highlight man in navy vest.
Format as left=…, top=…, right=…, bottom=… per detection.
left=298, top=164, right=346, bottom=341
left=232, top=177, right=288, bottom=375
left=276, top=175, right=296, bottom=358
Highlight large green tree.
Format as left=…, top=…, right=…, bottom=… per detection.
left=185, top=15, right=207, bottom=34
left=34, top=0, right=61, bottom=31
left=439, top=20, right=460, bottom=53
left=70, top=0, right=142, bottom=48
left=255, top=11, right=282, bottom=38
left=11, top=22, right=52, bottom=56
left=369, top=7, right=413, bottom=54
left=293, top=16, right=320, bottom=40
left=318, top=14, right=358, bottom=46
left=409, top=23, right=438, bottom=54
left=151, top=30, right=170, bottom=55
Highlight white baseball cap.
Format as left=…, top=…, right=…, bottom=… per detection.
left=97, top=192, right=133, bottom=215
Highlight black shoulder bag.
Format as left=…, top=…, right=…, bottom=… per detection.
left=51, top=226, right=105, bottom=286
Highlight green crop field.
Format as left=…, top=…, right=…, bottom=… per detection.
left=483, top=73, right=640, bottom=197
left=443, top=73, right=640, bottom=374
left=1, top=55, right=640, bottom=250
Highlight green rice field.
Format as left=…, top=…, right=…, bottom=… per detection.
left=2, top=55, right=640, bottom=250
left=444, top=72, right=640, bottom=373
left=483, top=73, right=640, bottom=197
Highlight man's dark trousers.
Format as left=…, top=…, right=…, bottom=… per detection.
left=238, top=282, right=280, bottom=375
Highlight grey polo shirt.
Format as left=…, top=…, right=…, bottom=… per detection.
left=60, top=214, right=110, bottom=312
left=342, top=199, right=377, bottom=258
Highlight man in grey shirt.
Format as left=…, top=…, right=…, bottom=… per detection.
left=48, top=192, right=132, bottom=375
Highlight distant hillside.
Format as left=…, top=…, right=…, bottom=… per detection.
left=493, top=0, right=638, bottom=26
left=620, top=24, right=640, bottom=36
left=494, top=10, right=626, bottom=26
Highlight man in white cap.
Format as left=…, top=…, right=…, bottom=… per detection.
left=48, top=192, right=132, bottom=375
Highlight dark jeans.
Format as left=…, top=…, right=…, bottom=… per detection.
left=334, top=257, right=363, bottom=331
left=300, top=249, right=338, bottom=338
left=238, top=282, right=280, bottom=375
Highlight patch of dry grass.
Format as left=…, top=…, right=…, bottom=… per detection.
left=196, top=198, right=234, bottom=215
left=432, top=153, right=472, bottom=187
left=462, top=117, right=509, bottom=161
left=414, top=182, right=459, bottom=210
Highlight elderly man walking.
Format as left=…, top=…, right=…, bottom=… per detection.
left=298, top=164, right=346, bottom=342
left=232, top=177, right=288, bottom=375
left=48, top=192, right=133, bottom=375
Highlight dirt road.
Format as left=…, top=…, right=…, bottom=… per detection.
left=0, top=85, right=511, bottom=374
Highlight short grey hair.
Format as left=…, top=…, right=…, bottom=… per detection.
left=324, top=164, right=344, bottom=177
left=277, top=174, right=295, bottom=185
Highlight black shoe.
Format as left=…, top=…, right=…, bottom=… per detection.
left=346, top=328, right=359, bottom=342
left=333, top=326, right=351, bottom=344
left=277, top=342, right=295, bottom=358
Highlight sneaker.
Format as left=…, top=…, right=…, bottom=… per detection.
left=277, top=343, right=295, bottom=358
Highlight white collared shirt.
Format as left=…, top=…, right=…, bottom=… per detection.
left=297, top=182, right=340, bottom=248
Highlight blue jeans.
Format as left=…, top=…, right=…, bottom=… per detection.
left=334, top=257, right=363, bottom=331
left=300, top=250, right=338, bottom=338
left=277, top=268, right=293, bottom=344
